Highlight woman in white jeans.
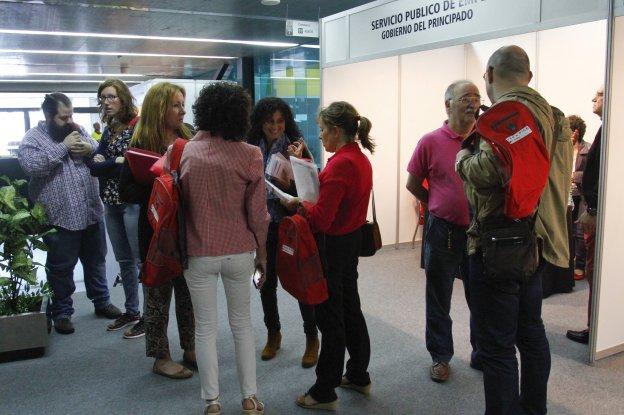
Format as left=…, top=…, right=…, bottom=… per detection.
left=179, top=82, right=270, bottom=415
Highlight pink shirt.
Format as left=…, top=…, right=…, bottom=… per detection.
left=179, top=131, right=270, bottom=257
left=407, top=122, right=470, bottom=227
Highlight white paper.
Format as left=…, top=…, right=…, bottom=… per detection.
left=290, top=157, right=320, bottom=203
left=265, top=179, right=299, bottom=204
left=266, top=153, right=293, bottom=183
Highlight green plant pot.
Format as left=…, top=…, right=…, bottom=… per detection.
left=0, top=296, right=49, bottom=363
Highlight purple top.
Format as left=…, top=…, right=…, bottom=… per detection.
left=18, top=121, right=103, bottom=231
left=407, top=121, right=470, bottom=227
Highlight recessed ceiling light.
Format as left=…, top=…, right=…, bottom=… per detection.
left=0, top=49, right=236, bottom=60
left=261, top=0, right=281, bottom=5
left=301, top=45, right=320, bottom=49
left=0, top=80, right=140, bottom=83
left=0, top=29, right=298, bottom=48
left=0, top=72, right=145, bottom=77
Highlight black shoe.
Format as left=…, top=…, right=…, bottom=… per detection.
left=123, top=318, right=145, bottom=339
left=54, top=317, right=75, bottom=334
left=95, top=303, right=122, bottom=319
left=566, top=329, right=589, bottom=344
left=107, top=313, right=140, bottom=331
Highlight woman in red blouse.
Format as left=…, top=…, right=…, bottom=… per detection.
left=296, top=101, right=375, bottom=410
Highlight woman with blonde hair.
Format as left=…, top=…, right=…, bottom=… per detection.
left=119, top=82, right=196, bottom=379
left=294, top=101, right=375, bottom=410
left=88, top=78, right=142, bottom=336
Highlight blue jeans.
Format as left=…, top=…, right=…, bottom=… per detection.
left=104, top=203, right=141, bottom=315
left=423, top=214, right=476, bottom=363
left=43, top=221, right=111, bottom=320
left=469, top=251, right=551, bottom=415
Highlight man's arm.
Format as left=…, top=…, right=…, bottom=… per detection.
left=456, top=139, right=505, bottom=188
left=406, top=173, right=428, bottom=204
left=18, top=134, right=68, bottom=178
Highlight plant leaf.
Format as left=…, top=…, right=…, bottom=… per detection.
left=0, top=276, right=10, bottom=286
left=0, top=186, right=16, bottom=211
left=12, top=211, right=31, bottom=222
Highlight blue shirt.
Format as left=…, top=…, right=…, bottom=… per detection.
left=18, top=121, right=103, bottom=231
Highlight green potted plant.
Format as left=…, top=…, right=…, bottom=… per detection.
left=0, top=176, right=53, bottom=362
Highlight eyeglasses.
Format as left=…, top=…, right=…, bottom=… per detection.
left=456, top=96, right=483, bottom=104
left=98, top=94, right=119, bottom=104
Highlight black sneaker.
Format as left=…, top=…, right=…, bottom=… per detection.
left=95, top=303, right=122, bottom=319
left=123, top=318, right=145, bottom=339
left=107, top=313, right=140, bottom=331
left=54, top=317, right=75, bottom=334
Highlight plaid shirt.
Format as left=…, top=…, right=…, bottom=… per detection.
left=18, top=121, right=103, bottom=231
left=178, top=131, right=269, bottom=257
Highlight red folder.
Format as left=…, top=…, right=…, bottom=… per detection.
left=125, top=147, right=161, bottom=185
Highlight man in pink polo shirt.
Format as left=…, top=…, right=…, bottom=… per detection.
left=406, top=80, right=480, bottom=383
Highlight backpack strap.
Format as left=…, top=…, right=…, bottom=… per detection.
left=169, top=138, right=187, bottom=172
left=371, top=189, right=377, bottom=224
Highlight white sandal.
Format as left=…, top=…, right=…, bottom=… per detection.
left=242, top=395, right=264, bottom=414
left=204, top=397, right=221, bottom=415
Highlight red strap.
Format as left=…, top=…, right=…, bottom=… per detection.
left=169, top=138, right=187, bottom=172
left=128, top=116, right=140, bottom=128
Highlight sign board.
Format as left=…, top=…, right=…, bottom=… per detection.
left=286, top=20, right=319, bottom=38
left=348, top=0, right=540, bottom=58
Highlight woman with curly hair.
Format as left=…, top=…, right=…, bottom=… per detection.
left=88, top=79, right=141, bottom=334
left=182, top=82, right=269, bottom=414
left=119, top=82, right=196, bottom=379
left=247, top=97, right=318, bottom=367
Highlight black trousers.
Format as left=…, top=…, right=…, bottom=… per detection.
left=260, top=221, right=317, bottom=336
left=308, top=228, right=371, bottom=402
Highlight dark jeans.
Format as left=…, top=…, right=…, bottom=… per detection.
left=260, top=222, right=317, bottom=336
left=42, top=221, right=111, bottom=320
left=424, top=214, right=476, bottom=363
left=572, top=196, right=586, bottom=270
left=308, top=228, right=370, bottom=403
left=469, top=251, right=551, bottom=415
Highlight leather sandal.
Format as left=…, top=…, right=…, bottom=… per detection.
left=339, top=376, right=372, bottom=395
left=204, top=397, right=221, bottom=415
left=296, top=393, right=337, bottom=411
left=242, top=395, right=264, bottom=414
left=152, top=359, right=193, bottom=379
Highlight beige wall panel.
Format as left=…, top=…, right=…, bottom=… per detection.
left=398, top=45, right=466, bottom=243
left=595, top=16, right=624, bottom=356
left=465, top=33, right=538, bottom=102
left=537, top=20, right=606, bottom=144
left=322, top=56, right=400, bottom=245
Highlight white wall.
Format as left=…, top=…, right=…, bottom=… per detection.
left=594, top=15, right=624, bottom=359
left=322, top=57, right=399, bottom=245
left=322, top=21, right=607, bottom=246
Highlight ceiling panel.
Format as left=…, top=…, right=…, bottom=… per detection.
left=0, top=0, right=369, bottom=91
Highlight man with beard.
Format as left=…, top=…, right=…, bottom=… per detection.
left=18, top=92, right=121, bottom=335
left=406, top=80, right=480, bottom=382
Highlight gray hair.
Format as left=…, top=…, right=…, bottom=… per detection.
left=444, top=80, right=475, bottom=103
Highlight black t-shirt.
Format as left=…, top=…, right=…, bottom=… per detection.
left=582, top=126, right=602, bottom=209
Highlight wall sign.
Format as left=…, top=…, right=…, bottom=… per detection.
left=349, top=0, right=539, bottom=58
left=286, top=20, right=319, bottom=38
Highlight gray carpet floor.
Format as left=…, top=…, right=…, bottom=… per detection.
left=1, top=245, right=623, bottom=415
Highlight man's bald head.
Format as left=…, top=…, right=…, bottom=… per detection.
left=484, top=45, right=533, bottom=102
left=487, top=45, right=532, bottom=84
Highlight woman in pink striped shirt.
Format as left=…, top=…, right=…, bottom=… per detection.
left=180, top=82, right=270, bottom=415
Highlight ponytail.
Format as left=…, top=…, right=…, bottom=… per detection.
left=319, top=101, right=376, bottom=154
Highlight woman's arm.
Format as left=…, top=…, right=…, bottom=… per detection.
left=118, top=158, right=153, bottom=204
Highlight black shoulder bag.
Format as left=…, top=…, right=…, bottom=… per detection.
left=359, top=190, right=382, bottom=257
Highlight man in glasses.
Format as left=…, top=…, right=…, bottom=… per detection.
left=456, top=45, right=572, bottom=414
left=18, top=92, right=121, bottom=335
left=406, top=80, right=480, bottom=383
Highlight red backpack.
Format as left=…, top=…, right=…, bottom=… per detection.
left=476, top=101, right=550, bottom=219
left=142, top=138, right=188, bottom=287
left=276, top=214, right=328, bottom=305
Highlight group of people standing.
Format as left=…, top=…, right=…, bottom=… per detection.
left=19, top=78, right=375, bottom=413
left=17, top=42, right=604, bottom=414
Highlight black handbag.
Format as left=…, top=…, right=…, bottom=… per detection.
left=480, top=218, right=538, bottom=283
left=359, top=191, right=382, bottom=257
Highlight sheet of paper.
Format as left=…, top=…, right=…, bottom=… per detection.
left=290, top=157, right=319, bottom=203
left=266, top=153, right=293, bottom=183
left=265, top=179, right=299, bottom=203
